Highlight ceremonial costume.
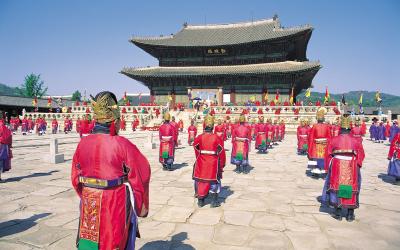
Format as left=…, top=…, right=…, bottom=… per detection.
left=193, top=116, right=226, bottom=207
left=76, top=117, right=81, bottom=133
left=21, top=117, right=29, bottom=135
left=214, top=120, right=226, bottom=142
left=385, top=121, right=391, bottom=139
left=331, top=123, right=341, bottom=137
left=377, top=122, right=386, bottom=143
left=187, top=121, right=197, bottom=146
left=71, top=91, right=150, bottom=250
left=0, top=119, right=12, bottom=181
left=170, top=117, right=179, bottom=146
left=159, top=113, right=176, bottom=170
left=265, top=119, right=274, bottom=148
left=321, top=116, right=365, bottom=221
left=369, top=122, right=377, bottom=141
left=120, top=116, right=126, bottom=131
left=52, top=118, right=58, bottom=134
left=350, top=120, right=363, bottom=144
left=308, top=108, right=331, bottom=175
left=255, top=116, right=268, bottom=153
left=231, top=115, right=251, bottom=173
left=297, top=120, right=309, bottom=155
left=389, top=121, right=399, bottom=142
left=387, top=133, right=400, bottom=180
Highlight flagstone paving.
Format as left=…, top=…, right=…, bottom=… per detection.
left=0, top=131, right=399, bottom=249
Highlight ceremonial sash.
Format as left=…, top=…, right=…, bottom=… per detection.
left=161, top=136, right=173, bottom=158
left=78, top=188, right=102, bottom=250
left=235, top=137, right=247, bottom=160
left=334, top=155, right=354, bottom=199
left=315, top=138, right=328, bottom=158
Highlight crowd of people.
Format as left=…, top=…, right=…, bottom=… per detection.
left=1, top=91, right=399, bottom=249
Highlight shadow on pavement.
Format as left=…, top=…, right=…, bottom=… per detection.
left=0, top=213, right=51, bottom=238
left=171, top=162, right=188, bottom=171
left=3, top=170, right=60, bottom=183
left=378, top=173, right=400, bottom=185
left=140, top=232, right=195, bottom=250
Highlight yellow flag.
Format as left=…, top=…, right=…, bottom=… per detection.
left=305, top=88, right=311, bottom=98
left=167, top=95, right=172, bottom=101
left=289, top=87, right=294, bottom=105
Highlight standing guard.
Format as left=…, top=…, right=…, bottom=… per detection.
left=214, top=119, right=226, bottom=142
left=308, top=107, right=331, bottom=176
left=159, top=113, right=176, bottom=170
left=321, top=115, right=365, bottom=221
left=255, top=116, right=268, bottom=153
left=231, top=115, right=251, bottom=173
left=387, top=132, right=400, bottom=182
left=0, top=116, right=12, bottom=182
left=193, top=115, right=226, bottom=207
left=297, top=119, right=309, bottom=155
left=187, top=120, right=197, bottom=146
left=71, top=91, right=151, bottom=249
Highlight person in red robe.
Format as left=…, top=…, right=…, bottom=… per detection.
left=170, top=116, right=179, bottom=146
left=387, top=133, right=400, bottom=181
left=350, top=118, right=363, bottom=143
left=71, top=91, right=150, bottom=249
left=255, top=116, right=267, bottom=153
left=273, top=120, right=280, bottom=143
left=21, top=116, right=29, bottom=135
left=214, top=119, right=226, bottom=143
left=225, top=108, right=231, bottom=115
left=132, top=116, right=139, bottom=132
left=321, top=115, right=365, bottom=221
left=28, top=115, right=34, bottom=133
left=0, top=117, right=12, bottom=181
left=385, top=121, right=391, bottom=139
left=250, top=119, right=257, bottom=141
left=155, top=108, right=160, bottom=118
left=315, top=99, right=321, bottom=107
left=120, top=115, right=126, bottom=131
left=178, top=119, right=184, bottom=132
left=51, top=117, right=58, bottom=134
left=265, top=118, right=274, bottom=148
left=308, top=107, right=331, bottom=176
left=187, top=120, right=197, bottom=146
left=257, top=108, right=263, bottom=115
left=193, top=115, right=226, bottom=207
left=76, top=116, right=81, bottom=133
left=297, top=119, right=309, bottom=155
left=231, top=115, right=251, bottom=173
left=159, top=113, right=176, bottom=170
left=331, top=119, right=341, bottom=137
left=361, top=120, right=367, bottom=136
left=64, top=117, right=70, bottom=134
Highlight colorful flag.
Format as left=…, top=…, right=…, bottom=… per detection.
left=341, top=94, right=346, bottom=105
left=289, top=87, right=294, bottom=105
left=47, top=97, right=52, bottom=107
left=264, top=91, right=269, bottom=102
left=274, top=89, right=280, bottom=104
left=324, top=87, right=330, bottom=103
left=123, top=91, right=127, bottom=103
left=358, top=93, right=363, bottom=114
left=32, top=97, right=37, bottom=107
left=305, top=88, right=311, bottom=98
left=375, top=91, right=382, bottom=103
left=168, top=95, right=173, bottom=101
left=138, top=93, right=142, bottom=100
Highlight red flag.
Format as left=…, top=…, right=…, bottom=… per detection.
left=274, top=89, right=280, bottom=103
left=47, top=96, right=52, bottom=107
left=123, top=91, right=127, bottom=102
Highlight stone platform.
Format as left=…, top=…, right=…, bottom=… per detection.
left=0, top=131, right=399, bottom=249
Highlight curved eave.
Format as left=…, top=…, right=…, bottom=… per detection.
left=130, top=27, right=313, bottom=48
left=120, top=61, right=321, bottom=80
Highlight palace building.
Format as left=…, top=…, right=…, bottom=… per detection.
left=121, top=15, right=321, bottom=105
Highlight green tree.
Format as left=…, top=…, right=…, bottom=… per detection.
left=18, top=73, right=48, bottom=97
left=71, top=90, right=82, bottom=101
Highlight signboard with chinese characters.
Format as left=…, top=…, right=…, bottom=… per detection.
left=206, top=48, right=228, bottom=56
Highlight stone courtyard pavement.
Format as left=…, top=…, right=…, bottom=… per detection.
left=1, top=131, right=399, bottom=250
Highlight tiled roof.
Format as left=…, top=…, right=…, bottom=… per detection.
left=0, top=95, right=73, bottom=109
left=131, top=18, right=312, bottom=47
left=121, top=61, right=321, bottom=78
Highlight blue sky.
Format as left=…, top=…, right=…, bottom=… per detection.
left=0, top=0, right=399, bottom=98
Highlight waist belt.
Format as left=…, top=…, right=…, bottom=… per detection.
left=258, top=132, right=265, bottom=134
left=333, top=155, right=353, bottom=161
left=353, top=135, right=361, bottom=137
left=79, top=176, right=127, bottom=189
left=200, top=150, right=217, bottom=155
left=315, top=138, right=327, bottom=142
left=235, top=137, right=248, bottom=142
left=299, top=135, right=308, bottom=137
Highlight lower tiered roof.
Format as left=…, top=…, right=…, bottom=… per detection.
left=121, top=61, right=321, bottom=78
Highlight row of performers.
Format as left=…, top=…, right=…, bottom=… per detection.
left=8, top=114, right=141, bottom=136
left=295, top=108, right=365, bottom=221
left=158, top=113, right=286, bottom=208
left=295, top=108, right=400, bottom=221
left=369, top=119, right=399, bottom=143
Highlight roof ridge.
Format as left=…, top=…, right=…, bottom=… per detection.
left=185, top=18, right=276, bottom=30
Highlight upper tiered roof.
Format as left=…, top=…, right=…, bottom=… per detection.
left=131, top=17, right=312, bottom=47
